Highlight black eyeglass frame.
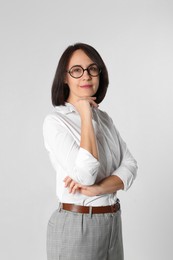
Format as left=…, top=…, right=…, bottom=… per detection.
left=66, top=63, right=102, bottom=79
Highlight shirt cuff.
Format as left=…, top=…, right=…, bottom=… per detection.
left=75, top=147, right=100, bottom=185
left=112, top=165, right=136, bottom=191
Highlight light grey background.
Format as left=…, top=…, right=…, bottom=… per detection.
left=0, top=0, right=173, bottom=259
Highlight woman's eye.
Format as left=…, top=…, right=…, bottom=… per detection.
left=74, top=68, right=81, bottom=72
left=89, top=66, right=98, bottom=72
left=71, top=67, right=82, bottom=73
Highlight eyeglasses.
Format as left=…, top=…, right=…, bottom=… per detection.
left=66, top=63, right=101, bottom=79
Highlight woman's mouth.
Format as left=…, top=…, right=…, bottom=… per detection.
left=80, top=84, right=92, bottom=89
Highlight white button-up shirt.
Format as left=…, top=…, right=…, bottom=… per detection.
left=43, top=103, right=137, bottom=206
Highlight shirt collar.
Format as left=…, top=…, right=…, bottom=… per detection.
left=54, top=102, right=77, bottom=115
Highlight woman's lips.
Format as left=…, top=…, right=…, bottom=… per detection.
left=80, top=84, right=92, bottom=88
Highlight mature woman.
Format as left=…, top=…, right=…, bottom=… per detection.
left=43, top=42, right=138, bottom=260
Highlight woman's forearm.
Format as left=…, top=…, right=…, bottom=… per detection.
left=80, top=115, right=98, bottom=160
left=74, top=98, right=99, bottom=160
left=85, top=175, right=124, bottom=196
left=98, top=175, right=124, bottom=195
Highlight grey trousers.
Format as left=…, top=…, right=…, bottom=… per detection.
left=47, top=206, right=124, bottom=260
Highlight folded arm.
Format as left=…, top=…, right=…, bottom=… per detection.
left=64, top=115, right=138, bottom=195
left=64, top=175, right=124, bottom=196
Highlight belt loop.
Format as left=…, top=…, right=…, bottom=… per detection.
left=111, top=204, right=114, bottom=216
left=58, top=202, right=62, bottom=212
left=89, top=206, right=92, bottom=218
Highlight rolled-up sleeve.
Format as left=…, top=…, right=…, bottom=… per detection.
left=43, top=115, right=100, bottom=185
left=75, top=148, right=100, bottom=185
left=112, top=144, right=138, bottom=191
left=108, top=116, right=138, bottom=191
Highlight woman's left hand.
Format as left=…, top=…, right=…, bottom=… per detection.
left=64, top=176, right=83, bottom=194
left=64, top=176, right=102, bottom=196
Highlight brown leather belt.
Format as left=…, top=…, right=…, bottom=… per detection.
left=61, top=202, right=120, bottom=214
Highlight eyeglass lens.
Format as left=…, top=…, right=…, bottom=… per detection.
left=68, top=64, right=100, bottom=78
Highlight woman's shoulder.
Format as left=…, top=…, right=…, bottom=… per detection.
left=43, top=106, right=66, bottom=128
left=43, top=104, right=77, bottom=133
left=44, top=105, right=71, bottom=121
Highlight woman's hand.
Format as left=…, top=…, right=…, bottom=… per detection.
left=64, top=176, right=101, bottom=196
left=80, top=184, right=102, bottom=197
left=64, top=176, right=83, bottom=194
left=74, top=97, right=98, bottom=118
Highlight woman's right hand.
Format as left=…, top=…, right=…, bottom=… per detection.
left=74, top=97, right=98, bottom=119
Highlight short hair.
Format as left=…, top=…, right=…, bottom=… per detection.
left=51, top=43, right=109, bottom=106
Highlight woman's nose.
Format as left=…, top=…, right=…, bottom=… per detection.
left=82, top=69, right=91, bottom=79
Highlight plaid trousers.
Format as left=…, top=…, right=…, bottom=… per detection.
left=47, top=205, right=124, bottom=260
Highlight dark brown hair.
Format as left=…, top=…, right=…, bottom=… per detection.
left=51, top=43, right=109, bottom=106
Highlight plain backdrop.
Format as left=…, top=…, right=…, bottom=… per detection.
left=0, top=0, right=173, bottom=259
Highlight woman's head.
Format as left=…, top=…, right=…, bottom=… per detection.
left=51, top=43, right=109, bottom=106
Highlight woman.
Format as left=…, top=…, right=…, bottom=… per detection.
left=43, top=42, right=138, bottom=260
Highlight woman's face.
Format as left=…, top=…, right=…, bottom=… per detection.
left=65, top=49, right=100, bottom=104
